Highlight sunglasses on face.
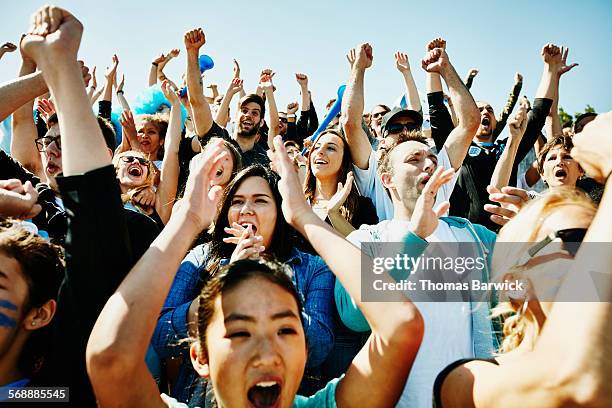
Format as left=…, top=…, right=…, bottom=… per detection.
left=372, top=111, right=389, bottom=119
left=279, top=118, right=288, bottom=124
left=527, top=228, right=587, bottom=260
left=386, top=123, right=421, bottom=134
left=121, top=156, right=150, bottom=166
left=35, top=135, right=61, bottom=152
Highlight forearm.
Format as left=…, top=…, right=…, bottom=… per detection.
left=148, top=64, right=157, bottom=86
left=401, top=71, right=422, bottom=112
left=300, top=86, right=310, bottom=111
left=490, top=139, right=521, bottom=189
left=214, top=91, right=233, bottom=127
left=186, top=50, right=213, bottom=136
left=327, top=210, right=356, bottom=237
left=11, top=62, right=43, bottom=176
left=0, top=71, right=48, bottom=122
left=464, top=73, right=475, bottom=89
left=426, top=72, right=443, bottom=93
left=102, top=75, right=114, bottom=103
left=341, top=68, right=371, bottom=169
left=116, top=91, right=130, bottom=111
left=448, top=102, right=459, bottom=127
left=265, top=88, right=279, bottom=148
left=90, top=87, right=104, bottom=106
left=428, top=92, right=454, bottom=151
left=156, top=103, right=181, bottom=224
left=493, top=80, right=523, bottom=136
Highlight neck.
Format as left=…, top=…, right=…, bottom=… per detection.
left=234, top=132, right=256, bottom=152
left=314, top=176, right=339, bottom=201
left=119, top=183, right=129, bottom=195
left=0, top=332, right=27, bottom=386
left=391, top=190, right=415, bottom=221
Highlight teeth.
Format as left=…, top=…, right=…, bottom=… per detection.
left=256, top=381, right=278, bottom=387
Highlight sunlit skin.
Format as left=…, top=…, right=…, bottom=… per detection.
left=237, top=102, right=262, bottom=137
left=310, top=133, right=344, bottom=181
left=192, top=276, right=307, bottom=408
left=541, top=146, right=583, bottom=187
left=39, top=124, right=62, bottom=189
left=115, top=154, right=150, bottom=191
left=383, top=140, right=438, bottom=205
left=227, top=177, right=277, bottom=250
left=136, top=121, right=164, bottom=159
left=370, top=106, right=390, bottom=138
left=474, top=102, right=497, bottom=143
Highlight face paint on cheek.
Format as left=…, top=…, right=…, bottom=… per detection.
left=0, top=300, right=18, bottom=328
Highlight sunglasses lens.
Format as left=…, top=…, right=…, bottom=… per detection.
left=558, top=228, right=587, bottom=256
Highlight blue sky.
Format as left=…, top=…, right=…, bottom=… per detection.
left=2, top=0, right=611, bottom=126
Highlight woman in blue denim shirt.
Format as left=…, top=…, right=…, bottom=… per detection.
left=152, top=165, right=335, bottom=403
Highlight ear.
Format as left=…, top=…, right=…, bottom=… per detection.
left=23, top=299, right=56, bottom=331
left=380, top=171, right=395, bottom=190
left=190, top=341, right=210, bottom=378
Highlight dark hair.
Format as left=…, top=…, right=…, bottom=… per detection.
left=537, top=134, right=578, bottom=176
left=377, top=130, right=430, bottom=179
left=196, top=259, right=303, bottom=353
left=304, top=129, right=359, bottom=223
left=372, top=104, right=391, bottom=113
left=45, top=114, right=116, bottom=151
left=0, top=219, right=64, bottom=377
left=137, top=113, right=169, bottom=160
left=239, top=94, right=266, bottom=121
left=206, top=166, right=294, bottom=278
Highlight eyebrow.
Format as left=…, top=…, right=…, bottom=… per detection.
left=232, top=193, right=271, bottom=199
left=224, top=309, right=300, bottom=324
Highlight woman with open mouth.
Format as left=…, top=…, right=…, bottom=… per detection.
left=87, top=139, right=424, bottom=407
left=150, top=164, right=335, bottom=404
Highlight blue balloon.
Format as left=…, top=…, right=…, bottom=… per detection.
left=306, top=85, right=346, bottom=145
left=199, top=54, right=214, bottom=73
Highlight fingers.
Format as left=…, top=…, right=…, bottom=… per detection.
left=489, top=214, right=510, bottom=227
left=434, top=201, right=451, bottom=218
left=422, top=167, right=455, bottom=198
left=484, top=203, right=517, bottom=220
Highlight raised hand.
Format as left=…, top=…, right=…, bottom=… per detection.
left=268, top=136, right=312, bottom=227
left=295, top=72, right=308, bottom=88
left=541, top=43, right=562, bottom=65
left=226, top=78, right=244, bottom=96
left=179, top=138, right=229, bottom=229
left=328, top=171, right=354, bottom=213
left=1, top=42, right=17, bottom=53
left=287, top=102, right=299, bottom=115
left=484, top=185, right=529, bottom=226
left=21, top=5, right=84, bottom=63
left=232, top=59, right=240, bottom=78
left=468, top=68, right=479, bottom=77
left=346, top=48, right=356, bottom=68
left=353, top=43, right=373, bottom=70
left=119, top=110, right=138, bottom=148
left=0, top=179, right=42, bottom=219
left=515, top=72, right=523, bottom=83
left=426, top=37, right=446, bottom=51
left=557, top=47, right=578, bottom=76
left=259, top=69, right=275, bottom=91
left=161, top=79, right=179, bottom=105
left=159, top=48, right=179, bottom=70
left=105, top=54, right=119, bottom=82
left=37, top=98, right=56, bottom=123
left=409, top=167, right=455, bottom=239
left=421, top=48, right=450, bottom=74
left=153, top=53, right=166, bottom=65
left=89, top=66, right=97, bottom=89
left=394, top=51, right=411, bottom=73
left=571, top=111, right=612, bottom=183
left=114, top=73, right=125, bottom=92
left=508, top=102, right=528, bottom=139
left=184, top=28, right=205, bottom=52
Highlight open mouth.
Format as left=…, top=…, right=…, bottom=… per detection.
left=240, top=222, right=258, bottom=234
left=313, top=158, right=328, bottom=165
left=242, top=120, right=254, bottom=127
left=128, top=164, right=143, bottom=177
left=481, top=116, right=490, bottom=127
left=46, top=163, right=60, bottom=175
left=247, top=381, right=281, bottom=408
left=554, top=168, right=567, bottom=178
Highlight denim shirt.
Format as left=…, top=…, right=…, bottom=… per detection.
left=152, top=244, right=335, bottom=403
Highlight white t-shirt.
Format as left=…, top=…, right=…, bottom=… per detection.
left=352, top=147, right=458, bottom=222
left=347, top=219, right=474, bottom=408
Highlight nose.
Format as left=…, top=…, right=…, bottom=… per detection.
left=240, top=201, right=254, bottom=215
left=46, top=140, right=61, bottom=156
left=252, top=336, right=281, bottom=368
left=423, top=157, right=436, bottom=174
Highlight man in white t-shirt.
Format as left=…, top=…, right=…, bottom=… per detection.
left=336, top=42, right=498, bottom=407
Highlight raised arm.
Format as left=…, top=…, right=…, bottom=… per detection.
left=0, top=41, right=17, bottom=61
left=184, top=28, right=214, bottom=137
left=490, top=102, right=528, bottom=189
left=545, top=47, right=578, bottom=139
left=422, top=47, right=480, bottom=170
left=464, top=68, right=478, bottom=89
left=260, top=69, right=279, bottom=148
left=11, top=45, right=43, bottom=176
left=156, top=48, right=179, bottom=89
left=101, top=54, right=118, bottom=106
left=492, top=73, right=523, bottom=138
left=295, top=73, right=312, bottom=140
left=149, top=53, right=165, bottom=86
left=395, top=51, right=422, bottom=112
left=0, top=71, right=47, bottom=122
left=425, top=38, right=454, bottom=151
left=114, top=73, right=130, bottom=111
left=340, top=43, right=374, bottom=170
left=155, top=81, right=182, bottom=224
left=271, top=136, right=424, bottom=407
left=87, top=140, right=228, bottom=408
left=215, top=78, right=243, bottom=127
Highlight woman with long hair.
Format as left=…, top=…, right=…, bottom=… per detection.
left=86, top=137, right=424, bottom=407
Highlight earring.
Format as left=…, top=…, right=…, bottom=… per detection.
left=31, top=321, right=37, bottom=326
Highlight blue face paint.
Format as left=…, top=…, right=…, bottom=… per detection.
left=0, top=312, right=17, bottom=328
left=0, top=300, right=18, bottom=311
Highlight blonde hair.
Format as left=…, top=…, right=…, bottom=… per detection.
left=112, top=150, right=157, bottom=210
left=490, top=186, right=596, bottom=353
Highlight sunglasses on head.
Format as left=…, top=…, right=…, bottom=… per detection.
left=386, top=123, right=421, bottom=134
left=121, top=155, right=150, bottom=166
left=35, top=135, right=61, bottom=152
left=527, top=228, right=587, bottom=259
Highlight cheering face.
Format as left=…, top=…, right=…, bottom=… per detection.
left=475, top=102, right=497, bottom=141
left=199, top=276, right=307, bottom=408
left=116, top=155, right=151, bottom=188
left=541, top=146, right=582, bottom=187
left=227, top=177, right=277, bottom=250
left=0, top=252, right=29, bottom=359
left=385, top=141, right=438, bottom=204
left=310, top=133, right=344, bottom=180
left=237, top=102, right=262, bottom=137
left=371, top=106, right=389, bottom=136
left=137, top=121, right=164, bottom=157
left=278, top=114, right=288, bottom=136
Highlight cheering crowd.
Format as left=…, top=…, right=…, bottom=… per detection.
left=0, top=5, right=611, bottom=408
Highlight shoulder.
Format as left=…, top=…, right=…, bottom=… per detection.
left=433, top=359, right=499, bottom=408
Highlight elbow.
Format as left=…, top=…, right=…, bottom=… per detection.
left=387, top=304, right=424, bottom=351
left=86, top=340, right=138, bottom=388
left=340, top=113, right=359, bottom=135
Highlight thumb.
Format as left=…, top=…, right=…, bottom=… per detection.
left=434, top=201, right=450, bottom=218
